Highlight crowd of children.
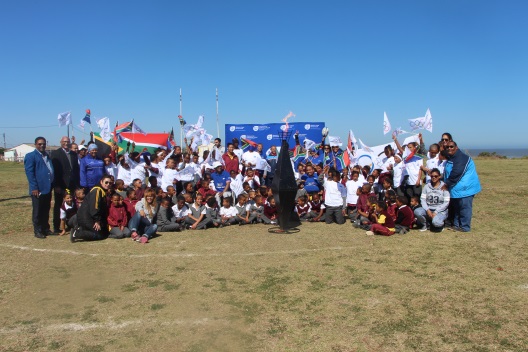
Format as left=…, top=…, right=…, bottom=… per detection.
left=61, top=131, right=460, bottom=243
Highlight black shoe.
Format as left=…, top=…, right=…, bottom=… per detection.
left=34, top=232, right=46, bottom=239
left=44, top=229, right=55, bottom=236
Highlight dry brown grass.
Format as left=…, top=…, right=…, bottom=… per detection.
left=0, top=160, right=527, bottom=351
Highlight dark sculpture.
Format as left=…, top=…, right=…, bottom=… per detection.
left=271, top=132, right=301, bottom=231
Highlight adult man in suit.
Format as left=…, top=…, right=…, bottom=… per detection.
left=24, top=137, right=54, bottom=239
left=51, top=136, right=80, bottom=233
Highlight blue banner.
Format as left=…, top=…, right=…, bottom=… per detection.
left=225, top=122, right=325, bottom=152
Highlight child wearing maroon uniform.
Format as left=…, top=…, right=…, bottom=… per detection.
left=307, top=193, right=325, bottom=222
left=123, top=189, right=138, bottom=219
left=264, top=196, right=278, bottom=224
left=295, top=195, right=311, bottom=221
left=395, top=196, right=414, bottom=234
left=366, top=201, right=396, bottom=236
left=386, top=190, right=398, bottom=221
left=107, top=194, right=131, bottom=239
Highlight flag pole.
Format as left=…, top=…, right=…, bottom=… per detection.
left=216, top=88, right=220, bottom=138
left=179, top=88, right=183, bottom=147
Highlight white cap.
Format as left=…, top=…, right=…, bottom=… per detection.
left=79, top=145, right=87, bottom=151
left=212, top=161, right=222, bottom=169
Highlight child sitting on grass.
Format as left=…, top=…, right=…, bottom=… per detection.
left=185, top=194, right=208, bottom=230
left=171, top=195, right=190, bottom=226
left=395, top=196, right=414, bottom=234
left=295, top=195, right=311, bottom=221
left=264, top=196, right=278, bottom=224
left=366, top=201, right=396, bottom=236
left=107, top=194, right=131, bottom=239
left=307, top=193, right=325, bottom=222
left=157, top=198, right=182, bottom=232
left=219, top=197, right=238, bottom=226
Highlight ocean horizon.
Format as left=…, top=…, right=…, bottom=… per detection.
left=464, top=148, right=528, bottom=158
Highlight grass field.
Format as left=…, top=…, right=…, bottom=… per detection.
left=1, top=160, right=527, bottom=352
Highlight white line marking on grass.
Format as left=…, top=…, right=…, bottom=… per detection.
left=0, top=318, right=211, bottom=334
left=0, top=244, right=354, bottom=258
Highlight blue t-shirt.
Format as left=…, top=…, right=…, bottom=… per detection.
left=211, top=170, right=231, bottom=192
left=301, top=173, right=322, bottom=193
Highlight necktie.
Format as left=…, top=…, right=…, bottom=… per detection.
left=66, top=150, right=72, bottom=168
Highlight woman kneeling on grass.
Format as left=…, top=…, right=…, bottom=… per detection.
left=129, top=188, right=158, bottom=244
left=71, top=175, right=112, bottom=242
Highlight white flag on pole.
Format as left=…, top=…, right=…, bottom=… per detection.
left=383, top=112, right=392, bottom=135
left=57, top=111, right=72, bottom=127
left=131, top=120, right=147, bottom=135
left=328, top=136, right=342, bottom=147
left=424, top=108, right=433, bottom=133
left=358, top=138, right=374, bottom=153
left=408, top=109, right=433, bottom=133
left=96, top=117, right=111, bottom=142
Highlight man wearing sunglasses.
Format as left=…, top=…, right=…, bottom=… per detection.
left=442, top=141, right=481, bottom=232
left=24, top=137, right=54, bottom=239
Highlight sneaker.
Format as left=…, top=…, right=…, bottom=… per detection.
left=419, top=225, right=428, bottom=232
left=139, top=236, right=148, bottom=244
left=131, top=231, right=140, bottom=241
left=270, top=221, right=277, bottom=225
left=69, top=227, right=78, bottom=243
left=35, top=232, right=46, bottom=239
left=365, top=231, right=374, bottom=236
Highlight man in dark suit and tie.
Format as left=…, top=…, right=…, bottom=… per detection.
left=51, top=136, right=80, bottom=233
left=25, top=137, right=55, bottom=238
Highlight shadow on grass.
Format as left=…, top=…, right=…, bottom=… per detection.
left=0, top=195, right=29, bottom=202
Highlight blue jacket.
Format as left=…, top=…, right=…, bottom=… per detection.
left=444, top=149, right=481, bottom=198
left=24, top=149, right=54, bottom=195
left=80, top=155, right=105, bottom=189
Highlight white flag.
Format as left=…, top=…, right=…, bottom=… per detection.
left=131, top=120, right=147, bottom=135
left=424, top=108, right=433, bottom=133
left=78, top=120, right=86, bottom=130
left=96, top=117, right=111, bottom=142
left=328, top=135, right=342, bottom=147
left=358, top=138, right=373, bottom=153
left=408, top=109, right=433, bottom=133
left=383, top=112, right=392, bottom=135
left=303, top=138, right=316, bottom=151
left=57, top=111, right=72, bottom=127
left=392, top=127, right=408, bottom=137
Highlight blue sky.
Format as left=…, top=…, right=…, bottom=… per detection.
left=0, top=0, right=526, bottom=149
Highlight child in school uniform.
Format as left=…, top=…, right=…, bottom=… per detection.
left=386, top=190, right=398, bottom=221
left=249, top=194, right=272, bottom=224
left=395, top=196, right=414, bottom=234
left=344, top=170, right=362, bottom=222
left=295, top=179, right=308, bottom=202
left=235, top=194, right=254, bottom=225
left=219, top=197, right=238, bottom=226
left=107, top=194, right=132, bottom=239
left=171, top=195, right=190, bottom=227
left=115, top=179, right=127, bottom=199
left=410, top=196, right=425, bottom=231
left=295, top=195, right=311, bottom=221
left=264, top=196, right=278, bottom=224
left=185, top=194, right=208, bottom=230
left=366, top=201, right=397, bottom=236
left=58, top=191, right=77, bottom=236
left=123, top=188, right=138, bottom=219
left=204, top=197, right=221, bottom=228
left=157, top=198, right=182, bottom=232
left=306, top=192, right=325, bottom=222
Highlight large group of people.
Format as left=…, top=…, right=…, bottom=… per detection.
left=23, top=129, right=481, bottom=243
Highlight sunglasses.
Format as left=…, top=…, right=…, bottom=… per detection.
left=447, top=146, right=456, bottom=149
left=431, top=175, right=440, bottom=178
left=442, top=138, right=450, bottom=141
left=103, top=181, right=112, bottom=185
